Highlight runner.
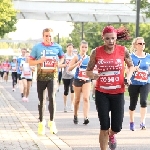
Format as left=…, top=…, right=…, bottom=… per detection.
left=3, top=59, right=10, bottom=83
left=17, top=48, right=27, bottom=98
left=0, top=61, right=4, bottom=82
left=86, top=25, right=134, bottom=150
left=29, top=28, right=64, bottom=135
left=20, top=51, right=34, bottom=102
left=10, top=56, right=18, bottom=91
left=128, top=37, right=150, bottom=131
left=68, top=40, right=91, bottom=125
left=59, top=43, right=75, bottom=112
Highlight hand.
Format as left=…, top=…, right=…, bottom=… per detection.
left=76, top=59, right=82, bottom=67
left=93, top=73, right=100, bottom=80
left=39, top=56, right=46, bottom=63
left=125, top=78, right=132, bottom=86
left=134, top=66, right=139, bottom=72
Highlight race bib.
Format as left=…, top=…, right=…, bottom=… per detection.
left=78, top=68, right=89, bottom=80
left=41, top=56, right=56, bottom=70
left=12, top=67, right=16, bottom=71
left=24, top=71, right=31, bottom=76
left=66, top=59, right=71, bottom=66
left=134, top=69, right=148, bottom=82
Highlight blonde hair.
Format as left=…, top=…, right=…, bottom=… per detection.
left=130, top=37, right=144, bottom=52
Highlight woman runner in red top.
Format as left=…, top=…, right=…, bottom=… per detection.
left=86, top=26, right=134, bottom=150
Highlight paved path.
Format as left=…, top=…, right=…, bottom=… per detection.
left=1, top=79, right=150, bottom=150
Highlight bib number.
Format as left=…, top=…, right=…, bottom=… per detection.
left=78, top=68, right=89, bottom=80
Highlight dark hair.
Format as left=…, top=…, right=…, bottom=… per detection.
left=102, top=25, right=130, bottom=40
left=66, top=43, right=74, bottom=48
left=42, top=28, right=53, bottom=36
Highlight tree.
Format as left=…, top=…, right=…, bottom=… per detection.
left=69, top=22, right=150, bottom=54
left=130, top=0, right=150, bottom=17
left=0, top=0, right=17, bottom=38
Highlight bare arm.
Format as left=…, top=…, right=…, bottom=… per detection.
left=124, top=47, right=134, bottom=81
left=58, top=57, right=65, bottom=68
left=68, top=55, right=80, bottom=71
left=28, top=57, right=46, bottom=66
left=86, top=49, right=96, bottom=79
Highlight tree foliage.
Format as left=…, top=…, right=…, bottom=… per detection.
left=130, top=0, right=150, bottom=18
left=61, top=22, right=150, bottom=54
left=0, top=0, right=17, bottom=38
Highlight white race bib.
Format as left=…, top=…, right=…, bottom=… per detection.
left=41, top=56, right=56, bottom=69
left=78, top=68, right=89, bottom=80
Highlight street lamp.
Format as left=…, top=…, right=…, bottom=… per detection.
left=135, top=0, right=141, bottom=37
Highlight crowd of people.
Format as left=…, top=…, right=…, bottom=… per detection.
left=1, top=26, right=150, bottom=150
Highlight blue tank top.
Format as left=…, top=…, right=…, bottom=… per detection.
left=74, top=55, right=90, bottom=80
left=130, top=53, right=150, bottom=85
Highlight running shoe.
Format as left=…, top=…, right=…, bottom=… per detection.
left=130, top=122, right=135, bottom=131
left=71, top=104, right=74, bottom=111
left=140, top=123, right=146, bottom=130
left=38, top=120, right=46, bottom=135
left=108, top=135, right=117, bottom=150
left=12, top=88, right=15, bottom=92
left=25, top=97, right=29, bottom=102
left=64, top=106, right=67, bottom=113
left=73, top=116, right=79, bottom=124
left=83, top=118, right=89, bottom=125
left=48, top=121, right=58, bottom=134
left=22, top=97, right=26, bottom=102
left=92, top=94, right=95, bottom=100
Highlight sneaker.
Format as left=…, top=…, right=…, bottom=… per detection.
left=73, top=116, right=79, bottom=124
left=64, top=106, right=67, bottom=113
left=22, top=97, right=26, bottom=102
left=38, top=120, right=46, bottom=135
left=25, top=97, right=29, bottom=102
left=92, top=94, right=95, bottom=100
left=83, top=118, right=89, bottom=125
left=48, top=121, right=58, bottom=134
left=140, top=123, right=146, bottom=130
left=130, top=122, right=135, bottom=131
left=71, top=104, right=74, bottom=111
left=12, top=88, right=15, bottom=92
left=108, top=135, right=117, bottom=150
left=21, top=93, right=24, bottom=98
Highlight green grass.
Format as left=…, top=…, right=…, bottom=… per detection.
left=124, top=90, right=150, bottom=101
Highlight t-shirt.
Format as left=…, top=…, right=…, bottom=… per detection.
left=3, top=62, right=10, bottom=72
left=11, top=62, right=17, bottom=72
left=17, top=56, right=26, bottom=74
left=30, top=42, right=64, bottom=81
left=20, top=60, right=32, bottom=79
left=62, top=53, right=75, bottom=79
left=130, top=53, right=150, bottom=85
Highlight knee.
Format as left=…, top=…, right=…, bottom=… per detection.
left=140, top=101, right=147, bottom=108
left=64, top=89, right=69, bottom=96
left=75, top=98, right=80, bottom=105
left=83, top=97, right=89, bottom=103
left=129, top=106, right=136, bottom=111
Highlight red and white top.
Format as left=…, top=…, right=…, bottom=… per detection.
left=95, top=45, right=125, bottom=94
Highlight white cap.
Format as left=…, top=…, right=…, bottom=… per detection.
left=13, top=56, right=17, bottom=59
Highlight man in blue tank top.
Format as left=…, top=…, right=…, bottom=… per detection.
left=29, top=28, right=64, bottom=135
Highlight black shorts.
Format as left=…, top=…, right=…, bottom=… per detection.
left=128, top=84, right=150, bottom=110
left=73, top=79, right=91, bottom=87
left=17, top=74, right=22, bottom=80
left=22, top=77, right=32, bottom=81
left=0, top=71, right=4, bottom=78
left=95, top=90, right=124, bottom=132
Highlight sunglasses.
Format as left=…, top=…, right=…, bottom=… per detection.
left=137, top=43, right=145, bottom=45
left=45, top=35, right=51, bottom=37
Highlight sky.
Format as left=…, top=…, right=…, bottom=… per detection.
left=8, top=0, right=135, bottom=40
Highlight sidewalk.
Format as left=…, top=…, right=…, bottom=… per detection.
left=0, top=86, right=46, bottom=150
left=1, top=80, right=150, bottom=150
